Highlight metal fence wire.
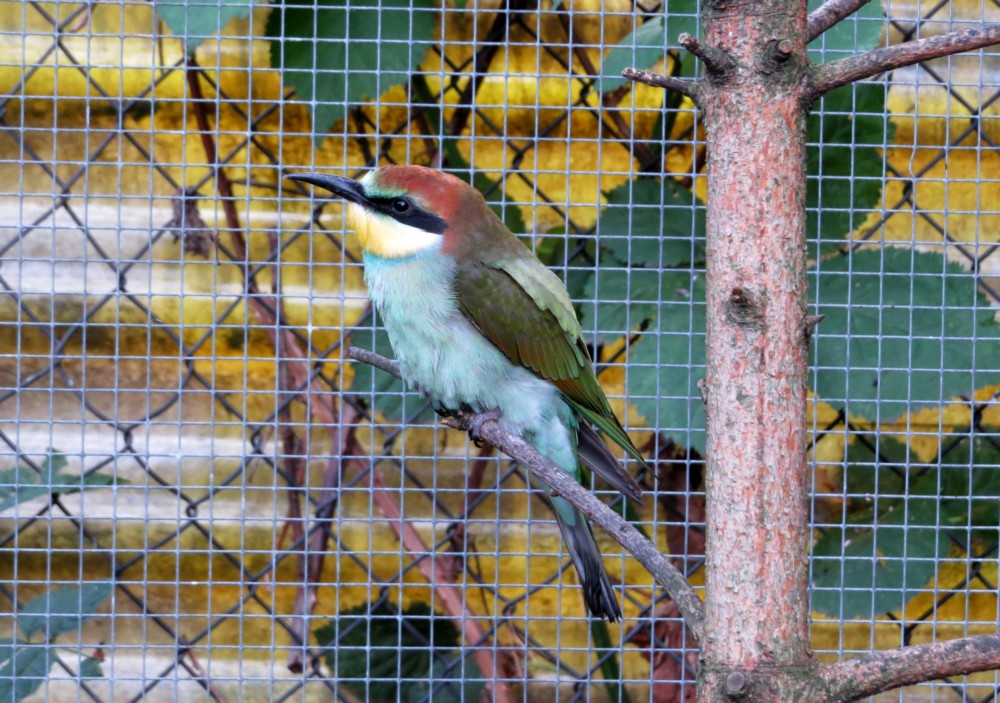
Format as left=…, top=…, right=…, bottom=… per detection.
left=1, top=0, right=998, bottom=700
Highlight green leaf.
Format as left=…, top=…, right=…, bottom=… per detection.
left=933, top=435, right=1000, bottom=530
left=0, top=465, right=49, bottom=513
left=316, top=601, right=468, bottom=703
left=154, top=0, right=263, bottom=55
left=346, top=323, right=434, bottom=424
left=0, top=642, right=51, bottom=703
left=813, top=428, right=1000, bottom=619
left=600, top=17, right=666, bottom=94
left=622, top=271, right=707, bottom=451
left=810, top=248, right=1000, bottom=420
left=79, top=656, right=104, bottom=679
left=599, top=0, right=699, bottom=93
left=812, top=490, right=947, bottom=619
left=583, top=178, right=704, bottom=339
left=841, top=433, right=912, bottom=498
left=807, top=0, right=884, bottom=62
left=0, top=451, right=117, bottom=513
left=806, top=84, right=894, bottom=253
left=267, top=0, right=436, bottom=140
left=406, top=656, right=483, bottom=703
left=597, top=178, right=705, bottom=268
left=18, top=582, right=112, bottom=642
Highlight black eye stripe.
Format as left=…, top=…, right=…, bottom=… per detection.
left=369, top=196, right=447, bottom=235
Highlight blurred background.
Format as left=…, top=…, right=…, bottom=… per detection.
left=0, top=0, right=998, bottom=700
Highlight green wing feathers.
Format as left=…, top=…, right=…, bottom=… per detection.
left=451, top=253, right=648, bottom=472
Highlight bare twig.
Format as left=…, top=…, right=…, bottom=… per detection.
left=367, top=466, right=515, bottom=703
left=621, top=67, right=698, bottom=100
left=807, top=0, right=872, bottom=42
left=287, top=409, right=356, bottom=674
left=186, top=59, right=242, bottom=252
left=65, top=0, right=93, bottom=34
left=180, top=639, right=229, bottom=703
left=810, top=24, right=1000, bottom=97
left=679, top=33, right=736, bottom=75
left=269, top=231, right=340, bottom=675
left=348, top=346, right=707, bottom=642
left=817, top=634, right=1000, bottom=702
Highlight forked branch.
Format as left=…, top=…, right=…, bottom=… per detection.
left=811, top=24, right=1000, bottom=97
left=348, top=346, right=707, bottom=642
left=817, top=633, right=1000, bottom=702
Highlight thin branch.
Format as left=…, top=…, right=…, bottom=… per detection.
left=179, top=639, right=229, bottom=703
left=288, top=356, right=514, bottom=702
left=679, top=32, right=736, bottom=75
left=621, top=67, right=698, bottom=100
left=810, top=24, right=1000, bottom=97
left=366, top=465, right=516, bottom=703
left=818, top=634, right=1000, bottom=702
left=348, top=347, right=707, bottom=642
left=185, top=59, right=242, bottom=248
left=807, top=0, right=872, bottom=42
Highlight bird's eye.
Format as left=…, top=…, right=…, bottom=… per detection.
left=392, top=198, right=410, bottom=213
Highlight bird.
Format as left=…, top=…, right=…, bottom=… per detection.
left=287, top=165, right=647, bottom=621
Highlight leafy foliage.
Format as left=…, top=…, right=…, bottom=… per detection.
left=811, top=433, right=1000, bottom=618
left=315, top=601, right=481, bottom=703
left=620, top=271, right=707, bottom=450
left=267, top=0, right=437, bottom=140
left=0, top=582, right=112, bottom=701
left=599, top=0, right=699, bottom=93
left=807, top=84, right=895, bottom=253
left=810, top=248, right=1000, bottom=419
left=807, top=0, right=884, bottom=63
left=0, top=451, right=116, bottom=513
left=154, top=0, right=264, bottom=55
left=583, top=177, right=705, bottom=339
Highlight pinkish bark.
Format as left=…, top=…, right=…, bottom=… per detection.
left=695, top=0, right=814, bottom=699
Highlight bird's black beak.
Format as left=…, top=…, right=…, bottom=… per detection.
left=285, top=173, right=372, bottom=208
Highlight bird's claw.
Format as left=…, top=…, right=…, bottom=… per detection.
left=467, top=407, right=502, bottom=445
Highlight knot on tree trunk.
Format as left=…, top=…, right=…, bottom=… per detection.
left=724, top=287, right=766, bottom=330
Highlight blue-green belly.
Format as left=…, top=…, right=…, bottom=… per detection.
left=363, top=250, right=580, bottom=486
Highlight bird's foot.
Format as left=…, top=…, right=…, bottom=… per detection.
left=467, top=407, right=503, bottom=445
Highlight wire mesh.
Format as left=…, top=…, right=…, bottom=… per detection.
left=0, top=0, right=998, bottom=701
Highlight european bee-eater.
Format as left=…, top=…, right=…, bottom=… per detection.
left=288, top=166, right=646, bottom=621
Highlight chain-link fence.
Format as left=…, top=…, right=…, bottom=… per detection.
left=1, top=0, right=998, bottom=700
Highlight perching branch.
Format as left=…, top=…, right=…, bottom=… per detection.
left=621, top=67, right=698, bottom=100
left=807, top=0, right=872, bottom=42
left=817, top=633, right=1000, bottom=702
left=810, top=24, right=1000, bottom=97
left=348, top=346, right=707, bottom=642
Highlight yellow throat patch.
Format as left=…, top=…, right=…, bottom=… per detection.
left=346, top=203, right=443, bottom=259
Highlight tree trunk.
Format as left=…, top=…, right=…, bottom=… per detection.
left=697, top=0, right=814, bottom=699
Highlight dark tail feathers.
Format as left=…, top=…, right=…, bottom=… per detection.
left=577, top=421, right=643, bottom=504
left=555, top=509, right=622, bottom=622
